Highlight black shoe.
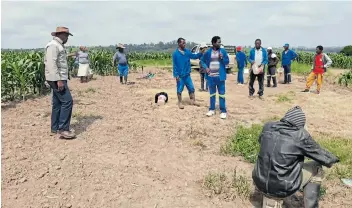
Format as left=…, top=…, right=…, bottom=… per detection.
left=302, top=89, right=309, bottom=92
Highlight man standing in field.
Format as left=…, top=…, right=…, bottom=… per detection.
left=267, top=47, right=279, bottom=87
left=302, top=45, right=332, bottom=94
left=235, top=46, right=248, bottom=85
left=113, top=43, right=129, bottom=84
left=201, top=36, right=230, bottom=119
left=248, top=39, right=268, bottom=100
left=44, top=26, right=75, bottom=139
left=253, top=106, right=339, bottom=208
left=281, top=43, right=297, bottom=84
left=172, top=37, right=203, bottom=109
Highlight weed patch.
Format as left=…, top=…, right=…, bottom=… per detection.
left=203, top=169, right=251, bottom=199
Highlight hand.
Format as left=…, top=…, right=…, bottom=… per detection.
left=57, top=80, right=64, bottom=91
left=219, top=53, right=223, bottom=60
left=320, top=66, right=325, bottom=69
left=206, top=68, right=211, bottom=74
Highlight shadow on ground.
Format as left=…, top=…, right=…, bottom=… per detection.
left=71, top=115, right=103, bottom=135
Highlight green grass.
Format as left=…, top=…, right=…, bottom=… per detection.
left=222, top=123, right=352, bottom=179
left=276, top=91, right=296, bottom=103
left=221, top=124, right=262, bottom=163
left=133, top=59, right=172, bottom=67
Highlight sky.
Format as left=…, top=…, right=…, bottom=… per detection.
left=1, top=0, right=352, bottom=49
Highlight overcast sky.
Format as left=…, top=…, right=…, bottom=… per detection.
left=1, top=0, right=351, bottom=49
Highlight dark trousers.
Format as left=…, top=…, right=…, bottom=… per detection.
left=283, top=64, right=292, bottom=83
left=47, top=81, right=73, bottom=132
left=249, top=72, right=264, bottom=96
left=200, top=73, right=208, bottom=90
left=266, top=67, right=277, bottom=87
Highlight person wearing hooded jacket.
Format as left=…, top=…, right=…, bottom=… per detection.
left=267, top=47, right=279, bottom=87
left=200, top=36, right=230, bottom=119
left=252, top=106, right=339, bottom=208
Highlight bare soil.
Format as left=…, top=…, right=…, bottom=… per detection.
left=2, top=69, right=352, bottom=208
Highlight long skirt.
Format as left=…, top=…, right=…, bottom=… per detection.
left=77, top=63, right=93, bottom=77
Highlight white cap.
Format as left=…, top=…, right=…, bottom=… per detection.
left=267, top=47, right=272, bottom=50
left=200, top=42, right=208, bottom=48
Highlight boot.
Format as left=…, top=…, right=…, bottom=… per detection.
left=177, top=93, right=184, bottom=109
left=304, top=182, right=321, bottom=208
left=267, top=76, right=271, bottom=87
left=287, top=74, right=291, bottom=84
left=272, top=77, right=277, bottom=87
left=189, top=93, right=200, bottom=106
left=124, top=76, right=128, bottom=84
left=119, top=76, right=123, bottom=84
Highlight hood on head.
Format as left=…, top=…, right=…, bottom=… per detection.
left=281, top=106, right=306, bottom=128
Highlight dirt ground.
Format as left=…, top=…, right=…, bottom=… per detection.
left=2, top=69, right=352, bottom=208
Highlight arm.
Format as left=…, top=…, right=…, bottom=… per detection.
left=281, top=52, right=284, bottom=66
left=273, top=57, right=279, bottom=66
left=261, top=50, right=268, bottom=65
left=172, top=53, right=179, bottom=78
left=112, top=52, right=118, bottom=66
left=45, top=45, right=61, bottom=80
left=298, top=132, right=339, bottom=168
left=291, top=50, right=298, bottom=60
left=248, top=49, right=255, bottom=64
left=324, top=54, right=332, bottom=68
left=186, top=50, right=203, bottom=59
left=221, top=49, right=230, bottom=65
left=200, top=52, right=208, bottom=70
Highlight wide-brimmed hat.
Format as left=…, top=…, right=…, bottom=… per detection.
left=116, top=43, right=126, bottom=49
left=51, top=26, right=73, bottom=36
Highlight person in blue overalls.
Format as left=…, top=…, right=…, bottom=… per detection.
left=113, top=43, right=129, bottom=84
left=281, top=43, right=297, bottom=84
left=172, top=37, right=203, bottom=109
left=201, top=36, right=230, bottom=119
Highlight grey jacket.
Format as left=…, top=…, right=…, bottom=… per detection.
left=44, top=37, right=69, bottom=81
left=252, top=113, right=339, bottom=198
left=311, top=53, right=332, bottom=72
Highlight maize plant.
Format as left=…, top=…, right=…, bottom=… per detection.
left=338, top=69, right=352, bottom=87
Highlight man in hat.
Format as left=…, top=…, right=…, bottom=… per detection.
left=267, top=47, right=279, bottom=87
left=235, top=46, right=248, bottom=85
left=113, top=43, right=129, bottom=84
left=281, top=43, right=297, bottom=84
left=302, top=45, right=332, bottom=94
left=44, top=26, right=75, bottom=139
left=172, top=37, right=203, bottom=109
left=248, top=39, right=268, bottom=100
left=253, top=106, right=339, bottom=208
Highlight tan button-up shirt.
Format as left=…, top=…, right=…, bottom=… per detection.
left=44, top=37, right=69, bottom=81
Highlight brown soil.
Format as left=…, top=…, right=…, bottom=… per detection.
left=2, top=69, right=352, bottom=208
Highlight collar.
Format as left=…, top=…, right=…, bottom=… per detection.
left=255, top=47, right=262, bottom=51
left=53, top=37, right=64, bottom=46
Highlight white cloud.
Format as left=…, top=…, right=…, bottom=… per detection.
left=1, top=0, right=351, bottom=49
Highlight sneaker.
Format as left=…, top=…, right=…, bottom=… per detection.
left=301, top=89, right=309, bottom=93
left=58, top=130, right=76, bottom=139
left=206, top=110, right=215, bottom=117
left=220, top=113, right=227, bottom=119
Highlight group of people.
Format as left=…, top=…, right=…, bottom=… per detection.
left=44, top=26, right=338, bottom=208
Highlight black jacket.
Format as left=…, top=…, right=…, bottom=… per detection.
left=155, top=92, right=168, bottom=103
left=252, top=115, right=339, bottom=198
left=268, top=53, right=279, bottom=69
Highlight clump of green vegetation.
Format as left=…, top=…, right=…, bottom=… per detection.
left=221, top=124, right=262, bottom=163
left=338, top=69, right=352, bottom=87
left=85, top=87, right=96, bottom=93
left=203, top=169, right=251, bottom=199
left=276, top=91, right=296, bottom=103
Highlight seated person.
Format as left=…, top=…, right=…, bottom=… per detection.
left=252, top=106, right=339, bottom=208
left=154, top=92, right=168, bottom=105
